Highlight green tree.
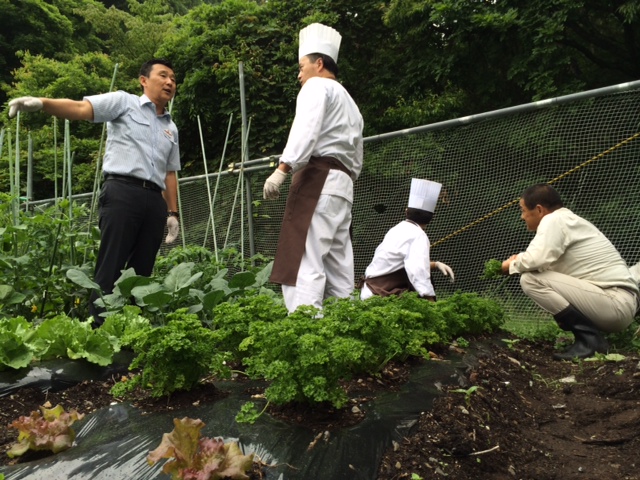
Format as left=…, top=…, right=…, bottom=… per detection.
left=158, top=0, right=392, bottom=174
left=5, top=0, right=640, bottom=198
left=0, top=0, right=104, bottom=106
left=381, top=0, right=640, bottom=121
left=1, top=52, right=126, bottom=197
left=77, top=0, right=180, bottom=78
left=158, top=0, right=299, bottom=173
left=99, top=0, right=207, bottom=15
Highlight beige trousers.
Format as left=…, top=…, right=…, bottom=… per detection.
left=520, top=271, right=638, bottom=332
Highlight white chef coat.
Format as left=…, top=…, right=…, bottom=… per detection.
left=279, top=76, right=364, bottom=312
left=361, top=220, right=435, bottom=299
left=280, top=76, right=364, bottom=201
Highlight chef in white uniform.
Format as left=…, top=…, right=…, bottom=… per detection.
left=360, top=179, right=454, bottom=300
left=263, top=23, right=364, bottom=313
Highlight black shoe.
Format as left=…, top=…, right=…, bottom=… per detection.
left=552, top=305, right=608, bottom=361
left=552, top=334, right=608, bottom=360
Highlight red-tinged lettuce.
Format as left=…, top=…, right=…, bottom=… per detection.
left=147, top=417, right=254, bottom=480
left=7, top=404, right=85, bottom=457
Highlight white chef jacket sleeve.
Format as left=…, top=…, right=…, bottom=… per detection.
left=350, top=136, right=363, bottom=181
left=279, top=81, right=327, bottom=172
left=404, top=234, right=436, bottom=297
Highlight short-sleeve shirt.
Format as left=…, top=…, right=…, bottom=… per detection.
left=85, top=91, right=180, bottom=190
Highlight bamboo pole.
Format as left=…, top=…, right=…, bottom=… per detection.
left=13, top=114, right=20, bottom=225
left=237, top=61, right=257, bottom=262
left=53, top=117, right=58, bottom=203
left=26, top=133, right=33, bottom=209
left=65, top=121, right=73, bottom=223
left=203, top=114, right=233, bottom=262
left=85, top=63, right=119, bottom=263
left=224, top=119, right=251, bottom=252
left=197, top=115, right=219, bottom=261
left=0, top=128, right=5, bottom=184
left=238, top=61, right=247, bottom=262
left=7, top=128, right=16, bottom=226
left=64, top=121, right=76, bottom=265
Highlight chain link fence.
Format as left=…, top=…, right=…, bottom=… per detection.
left=28, top=80, right=640, bottom=325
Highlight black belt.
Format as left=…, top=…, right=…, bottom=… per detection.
left=104, top=173, right=162, bottom=192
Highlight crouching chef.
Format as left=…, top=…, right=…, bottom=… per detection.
left=360, top=179, right=454, bottom=301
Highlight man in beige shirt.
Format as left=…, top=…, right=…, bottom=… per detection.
left=502, top=184, right=638, bottom=360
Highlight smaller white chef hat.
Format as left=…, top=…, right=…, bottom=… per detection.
left=298, top=23, right=342, bottom=63
left=408, top=178, right=442, bottom=213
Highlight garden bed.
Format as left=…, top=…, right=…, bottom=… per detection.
left=1, top=335, right=639, bottom=479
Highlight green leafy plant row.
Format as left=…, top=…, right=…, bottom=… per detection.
left=232, top=291, right=505, bottom=422
left=110, top=311, right=231, bottom=398
left=108, top=291, right=504, bottom=410
left=0, top=194, right=99, bottom=321
left=67, top=256, right=277, bottom=325
left=0, top=193, right=277, bottom=327
left=0, top=254, right=278, bottom=370
left=0, top=315, right=124, bottom=370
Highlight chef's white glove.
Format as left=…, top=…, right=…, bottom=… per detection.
left=434, top=261, right=455, bottom=283
left=8, top=97, right=44, bottom=118
left=165, top=216, right=180, bottom=244
left=263, top=169, right=287, bottom=200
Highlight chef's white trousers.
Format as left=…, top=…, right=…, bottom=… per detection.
left=282, top=194, right=354, bottom=313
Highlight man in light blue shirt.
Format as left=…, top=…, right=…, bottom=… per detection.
left=9, top=59, right=182, bottom=326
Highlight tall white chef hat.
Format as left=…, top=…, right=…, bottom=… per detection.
left=408, top=178, right=442, bottom=213
left=298, top=23, right=342, bottom=63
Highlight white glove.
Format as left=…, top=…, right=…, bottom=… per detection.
left=165, top=216, right=180, bottom=244
left=8, top=97, right=44, bottom=118
left=263, top=169, right=287, bottom=200
left=435, top=261, right=455, bottom=283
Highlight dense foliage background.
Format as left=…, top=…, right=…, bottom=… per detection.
left=2, top=0, right=640, bottom=197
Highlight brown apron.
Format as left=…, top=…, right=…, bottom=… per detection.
left=270, top=156, right=351, bottom=286
left=358, top=268, right=436, bottom=301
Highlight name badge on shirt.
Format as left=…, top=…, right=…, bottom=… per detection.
left=163, top=129, right=174, bottom=140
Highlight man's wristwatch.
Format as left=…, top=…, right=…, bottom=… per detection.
left=167, top=211, right=179, bottom=219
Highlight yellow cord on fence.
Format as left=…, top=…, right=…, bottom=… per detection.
left=432, top=130, right=640, bottom=248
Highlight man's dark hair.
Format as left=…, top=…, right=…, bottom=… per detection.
left=306, top=53, right=339, bottom=77
left=406, top=208, right=434, bottom=225
left=521, top=183, right=564, bottom=211
left=139, top=58, right=174, bottom=78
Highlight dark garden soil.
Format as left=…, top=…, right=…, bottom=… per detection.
left=1, top=334, right=640, bottom=480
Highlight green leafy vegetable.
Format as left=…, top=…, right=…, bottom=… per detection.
left=0, top=316, right=34, bottom=370
left=112, top=311, right=230, bottom=398
left=32, top=315, right=114, bottom=366
left=482, top=259, right=503, bottom=279
left=237, top=293, right=505, bottom=419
